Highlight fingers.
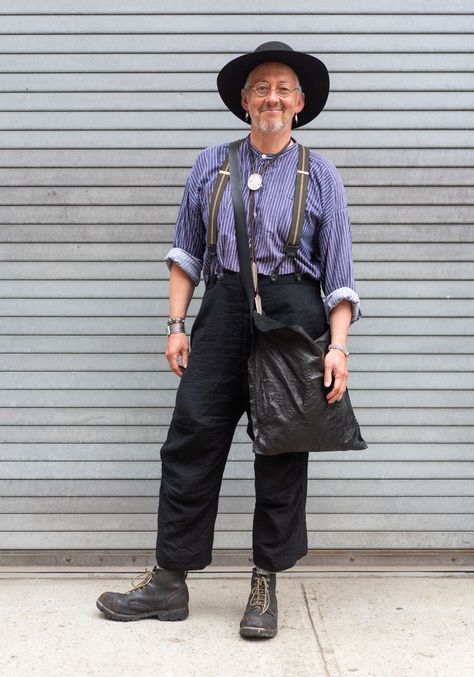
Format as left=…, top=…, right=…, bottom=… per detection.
left=323, top=360, right=333, bottom=389
left=166, top=334, right=189, bottom=377
left=181, top=346, right=189, bottom=370
left=324, top=351, right=348, bottom=404
left=327, top=375, right=347, bottom=404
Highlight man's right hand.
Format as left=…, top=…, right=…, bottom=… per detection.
left=166, top=333, right=189, bottom=377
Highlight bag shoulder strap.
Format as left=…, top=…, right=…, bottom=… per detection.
left=228, top=140, right=255, bottom=314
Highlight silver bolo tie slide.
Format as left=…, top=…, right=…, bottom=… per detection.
left=247, top=173, right=263, bottom=191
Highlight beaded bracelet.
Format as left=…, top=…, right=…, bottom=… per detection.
left=328, top=343, right=349, bottom=357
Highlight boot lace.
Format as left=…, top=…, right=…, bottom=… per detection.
left=126, top=567, right=155, bottom=594
left=249, top=573, right=270, bottom=615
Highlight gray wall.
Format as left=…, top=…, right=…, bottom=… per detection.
left=0, top=1, right=473, bottom=555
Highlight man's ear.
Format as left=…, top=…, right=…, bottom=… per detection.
left=241, top=89, right=249, bottom=112
left=296, top=90, right=305, bottom=113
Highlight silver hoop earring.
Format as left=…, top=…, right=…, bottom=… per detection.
left=294, top=113, right=298, bottom=125
left=245, top=111, right=249, bottom=122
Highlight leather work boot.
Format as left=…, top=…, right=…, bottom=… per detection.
left=239, top=568, right=278, bottom=638
left=96, top=566, right=189, bottom=622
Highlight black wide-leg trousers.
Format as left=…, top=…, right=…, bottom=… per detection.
left=156, top=270, right=327, bottom=572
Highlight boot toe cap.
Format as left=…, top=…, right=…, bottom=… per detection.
left=96, top=591, right=129, bottom=616
left=240, top=610, right=277, bottom=638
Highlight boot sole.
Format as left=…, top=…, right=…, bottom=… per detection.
left=240, top=625, right=277, bottom=639
left=96, top=599, right=189, bottom=622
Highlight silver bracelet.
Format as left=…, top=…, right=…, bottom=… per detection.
left=167, top=322, right=186, bottom=336
left=328, top=343, right=349, bottom=357
left=167, top=316, right=186, bottom=326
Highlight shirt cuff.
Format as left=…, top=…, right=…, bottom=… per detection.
left=165, top=247, right=202, bottom=287
left=324, top=287, right=361, bottom=323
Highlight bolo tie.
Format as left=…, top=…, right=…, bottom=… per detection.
left=246, top=137, right=293, bottom=305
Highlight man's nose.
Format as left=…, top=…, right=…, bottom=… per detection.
left=265, top=87, right=280, bottom=103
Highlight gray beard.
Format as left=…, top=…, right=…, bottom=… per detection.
left=254, top=118, right=286, bottom=133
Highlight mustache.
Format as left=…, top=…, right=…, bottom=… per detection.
left=259, top=105, right=283, bottom=111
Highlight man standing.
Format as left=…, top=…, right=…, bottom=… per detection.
left=97, top=42, right=360, bottom=639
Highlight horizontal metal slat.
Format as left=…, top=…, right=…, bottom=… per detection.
left=0, top=388, right=472, bottom=410
left=1, top=493, right=472, bottom=514
left=0, top=316, right=471, bottom=335
left=0, top=352, right=470, bottom=372
left=0, top=261, right=471, bottom=282
left=0, top=442, right=472, bottom=462
left=1, top=279, right=471, bottom=298
left=2, top=478, right=473, bottom=496
left=2, top=52, right=474, bottom=73
left=0, top=531, right=472, bottom=549
left=2, top=185, right=474, bottom=205
left=1, top=204, right=474, bottom=225
left=1, top=110, right=473, bottom=130
left=1, top=459, right=474, bottom=481
left=5, top=221, right=472, bottom=246
left=0, top=297, right=472, bottom=317
left=4, top=0, right=473, bottom=15
left=2, top=167, right=474, bottom=187
left=1, top=31, right=472, bottom=54
left=1, top=13, right=474, bottom=32
left=0, top=242, right=472, bottom=261
left=0, top=334, right=467, bottom=353
left=1, top=130, right=474, bottom=149
left=2, top=513, right=472, bottom=532
left=2, top=91, right=474, bottom=112
left=1, top=148, right=473, bottom=168
left=0, top=370, right=471, bottom=389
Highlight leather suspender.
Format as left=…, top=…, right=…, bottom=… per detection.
left=207, top=141, right=310, bottom=263
left=207, top=157, right=230, bottom=259
left=286, top=144, right=310, bottom=259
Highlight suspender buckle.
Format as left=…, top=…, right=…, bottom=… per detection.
left=284, top=244, right=299, bottom=259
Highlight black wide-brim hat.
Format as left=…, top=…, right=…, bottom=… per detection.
left=217, top=41, right=330, bottom=129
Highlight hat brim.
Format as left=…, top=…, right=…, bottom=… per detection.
left=217, top=48, right=330, bottom=128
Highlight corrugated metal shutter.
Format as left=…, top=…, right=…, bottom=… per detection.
left=1, top=1, right=473, bottom=561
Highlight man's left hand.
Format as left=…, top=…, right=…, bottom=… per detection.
left=323, top=349, right=348, bottom=404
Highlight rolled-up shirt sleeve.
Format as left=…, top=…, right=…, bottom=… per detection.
left=317, top=162, right=361, bottom=323
left=165, top=161, right=206, bottom=287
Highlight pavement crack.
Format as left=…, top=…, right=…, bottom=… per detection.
left=302, top=582, right=343, bottom=677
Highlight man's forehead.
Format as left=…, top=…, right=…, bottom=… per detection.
left=247, top=62, right=298, bottom=82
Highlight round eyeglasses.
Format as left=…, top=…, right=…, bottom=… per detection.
left=248, top=82, right=301, bottom=98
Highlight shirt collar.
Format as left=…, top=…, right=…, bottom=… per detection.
left=247, top=135, right=297, bottom=161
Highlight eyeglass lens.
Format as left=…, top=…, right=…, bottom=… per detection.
left=252, top=83, right=296, bottom=98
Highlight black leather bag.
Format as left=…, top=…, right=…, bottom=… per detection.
left=228, top=140, right=367, bottom=456
left=248, top=311, right=367, bottom=455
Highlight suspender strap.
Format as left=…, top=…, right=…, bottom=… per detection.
left=285, top=143, right=310, bottom=258
left=207, top=140, right=310, bottom=259
left=207, top=157, right=230, bottom=256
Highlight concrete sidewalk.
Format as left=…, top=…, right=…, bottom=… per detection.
left=1, top=572, right=473, bottom=677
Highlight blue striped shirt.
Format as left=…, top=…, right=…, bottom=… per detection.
left=166, top=136, right=360, bottom=322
